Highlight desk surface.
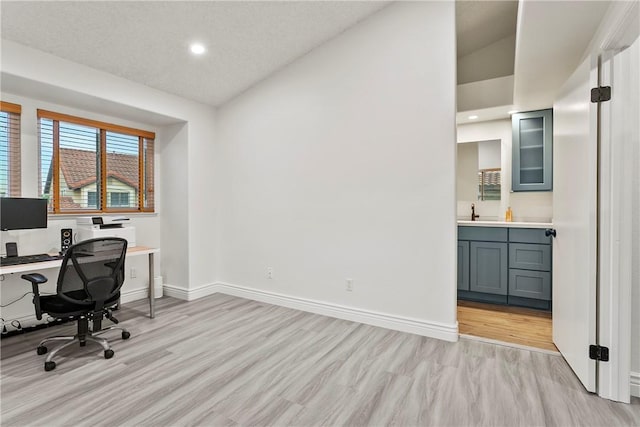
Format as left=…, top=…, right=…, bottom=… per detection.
left=0, top=246, right=159, bottom=275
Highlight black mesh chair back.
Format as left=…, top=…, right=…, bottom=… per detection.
left=57, top=237, right=128, bottom=309
left=20, top=237, right=131, bottom=371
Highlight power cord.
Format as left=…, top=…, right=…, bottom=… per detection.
left=1, top=292, right=33, bottom=307
left=1, top=291, right=56, bottom=307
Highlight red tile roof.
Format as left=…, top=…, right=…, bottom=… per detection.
left=59, top=196, right=81, bottom=209
left=59, top=148, right=138, bottom=190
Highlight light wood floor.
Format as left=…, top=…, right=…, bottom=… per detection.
left=457, top=300, right=557, bottom=352
left=2, top=294, right=639, bottom=426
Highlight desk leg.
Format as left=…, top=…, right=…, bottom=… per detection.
left=149, top=253, right=155, bottom=318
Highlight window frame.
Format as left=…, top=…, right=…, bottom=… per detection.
left=109, top=191, right=130, bottom=208
left=0, top=101, right=22, bottom=198
left=38, top=109, right=155, bottom=214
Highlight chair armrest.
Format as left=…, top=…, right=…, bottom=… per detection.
left=21, top=273, right=48, bottom=320
left=21, top=273, right=48, bottom=285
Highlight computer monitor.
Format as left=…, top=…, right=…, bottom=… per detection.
left=1, top=198, right=48, bottom=231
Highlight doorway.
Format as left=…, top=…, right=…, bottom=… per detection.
left=455, top=129, right=556, bottom=352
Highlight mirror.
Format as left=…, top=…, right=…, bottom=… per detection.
left=457, top=139, right=501, bottom=201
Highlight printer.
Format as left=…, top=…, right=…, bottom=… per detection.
left=76, top=216, right=136, bottom=247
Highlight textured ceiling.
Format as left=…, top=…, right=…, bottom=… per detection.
left=1, top=1, right=389, bottom=107
left=456, top=0, right=518, bottom=57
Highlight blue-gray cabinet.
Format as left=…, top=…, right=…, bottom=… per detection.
left=458, top=226, right=552, bottom=310
left=469, top=242, right=508, bottom=295
left=509, top=243, right=551, bottom=271
left=457, top=241, right=470, bottom=291
left=509, top=269, right=551, bottom=300
left=512, top=109, right=553, bottom=192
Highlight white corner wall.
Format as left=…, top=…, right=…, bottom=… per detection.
left=214, top=2, right=458, bottom=340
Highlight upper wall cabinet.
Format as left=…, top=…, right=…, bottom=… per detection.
left=512, top=109, right=553, bottom=192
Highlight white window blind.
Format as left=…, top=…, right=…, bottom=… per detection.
left=0, top=102, right=21, bottom=198
left=105, top=131, right=139, bottom=210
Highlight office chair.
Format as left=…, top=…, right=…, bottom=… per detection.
left=21, top=237, right=131, bottom=371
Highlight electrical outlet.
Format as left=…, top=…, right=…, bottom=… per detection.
left=130, top=268, right=137, bottom=279
left=267, top=267, right=273, bottom=279
left=346, top=278, right=353, bottom=292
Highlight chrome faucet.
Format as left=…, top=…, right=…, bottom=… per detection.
left=471, top=203, right=479, bottom=221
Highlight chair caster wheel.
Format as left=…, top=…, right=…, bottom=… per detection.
left=122, top=331, right=131, bottom=340
left=37, top=346, right=48, bottom=355
left=104, top=349, right=115, bottom=359
left=44, top=361, right=56, bottom=371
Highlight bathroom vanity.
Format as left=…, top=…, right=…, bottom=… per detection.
left=457, top=221, right=554, bottom=310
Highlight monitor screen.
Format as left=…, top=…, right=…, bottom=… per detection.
left=1, top=198, right=48, bottom=231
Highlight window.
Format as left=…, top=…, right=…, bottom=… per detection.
left=477, top=169, right=501, bottom=201
left=38, top=110, right=155, bottom=213
left=110, top=192, right=130, bottom=207
left=0, top=101, right=21, bottom=197
left=87, top=191, right=97, bottom=208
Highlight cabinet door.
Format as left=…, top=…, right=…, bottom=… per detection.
left=457, top=241, right=470, bottom=291
left=509, top=269, right=551, bottom=300
left=470, top=242, right=508, bottom=295
left=512, top=109, right=553, bottom=191
left=509, top=243, right=551, bottom=271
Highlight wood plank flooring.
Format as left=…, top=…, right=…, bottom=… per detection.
left=2, top=294, right=639, bottom=426
left=457, top=300, right=557, bottom=352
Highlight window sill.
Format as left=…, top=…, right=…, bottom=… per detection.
left=48, top=212, right=158, bottom=220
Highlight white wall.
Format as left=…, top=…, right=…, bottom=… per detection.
left=457, top=119, right=553, bottom=222
left=629, top=37, right=640, bottom=393
left=457, top=75, right=514, bottom=112
left=157, top=123, right=189, bottom=291
left=214, top=2, right=458, bottom=340
left=478, top=140, right=501, bottom=170
left=457, top=143, right=479, bottom=202
left=458, top=35, right=516, bottom=85
left=633, top=92, right=640, bottom=390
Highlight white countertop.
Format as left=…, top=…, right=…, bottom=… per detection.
left=457, top=220, right=553, bottom=229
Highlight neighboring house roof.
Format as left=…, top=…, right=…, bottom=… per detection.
left=45, top=148, right=139, bottom=193
left=60, top=196, right=81, bottom=209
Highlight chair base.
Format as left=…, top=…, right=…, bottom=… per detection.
left=36, top=319, right=130, bottom=371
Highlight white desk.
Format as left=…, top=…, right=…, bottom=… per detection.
left=0, top=246, right=160, bottom=318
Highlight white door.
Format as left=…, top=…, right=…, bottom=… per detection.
left=552, top=56, right=598, bottom=392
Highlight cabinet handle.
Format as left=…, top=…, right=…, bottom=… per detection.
left=545, top=228, right=557, bottom=238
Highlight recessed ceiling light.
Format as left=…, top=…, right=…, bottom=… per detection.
left=468, top=115, right=479, bottom=120
left=190, top=43, right=206, bottom=55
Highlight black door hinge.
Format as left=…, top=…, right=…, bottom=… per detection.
left=589, top=344, right=610, bottom=361
left=591, top=86, right=611, bottom=103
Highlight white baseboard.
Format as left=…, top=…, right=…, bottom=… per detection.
left=163, top=283, right=218, bottom=301
left=213, top=281, right=459, bottom=342
left=631, top=371, right=640, bottom=398
left=120, top=287, right=149, bottom=303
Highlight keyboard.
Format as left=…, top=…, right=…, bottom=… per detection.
left=0, top=253, right=63, bottom=266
